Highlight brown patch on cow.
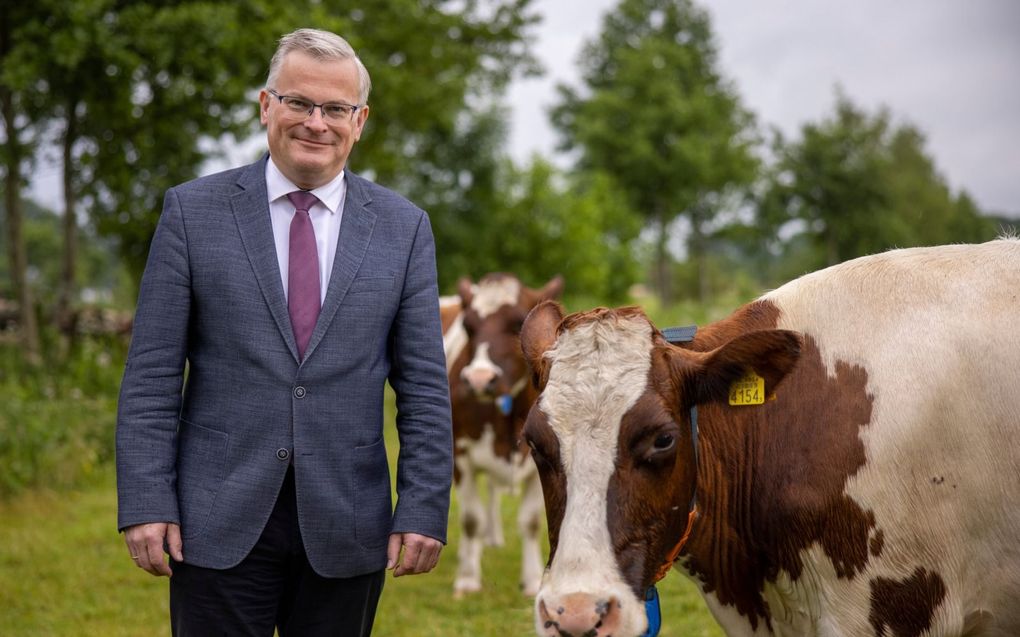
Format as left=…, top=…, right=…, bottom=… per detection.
left=870, top=528, right=885, bottom=557
left=557, top=305, right=649, bottom=334
left=868, top=567, right=947, bottom=637
left=679, top=300, right=786, bottom=352
left=609, top=389, right=698, bottom=595
left=660, top=300, right=877, bottom=630
left=523, top=405, right=566, bottom=563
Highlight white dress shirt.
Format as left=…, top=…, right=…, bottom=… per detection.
left=265, top=158, right=347, bottom=305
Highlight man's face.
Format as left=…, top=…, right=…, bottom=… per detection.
left=259, top=51, right=369, bottom=189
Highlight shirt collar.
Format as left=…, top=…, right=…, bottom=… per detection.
left=265, top=156, right=345, bottom=214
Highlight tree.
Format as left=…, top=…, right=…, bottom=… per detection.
left=329, top=0, right=539, bottom=187
left=1, top=1, right=42, bottom=363
left=446, top=155, right=642, bottom=302
left=0, top=198, right=125, bottom=313
left=758, top=91, right=997, bottom=272
left=418, top=103, right=641, bottom=301
left=83, top=1, right=296, bottom=279
left=3, top=0, right=295, bottom=364
left=551, top=0, right=758, bottom=303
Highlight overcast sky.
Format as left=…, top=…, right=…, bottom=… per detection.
left=508, top=0, right=1020, bottom=216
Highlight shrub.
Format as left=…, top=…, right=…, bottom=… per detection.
left=0, top=333, right=126, bottom=498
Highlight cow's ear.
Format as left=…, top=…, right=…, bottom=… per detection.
left=521, top=300, right=564, bottom=390
left=457, top=276, right=475, bottom=306
left=693, top=330, right=802, bottom=404
left=522, top=275, right=565, bottom=309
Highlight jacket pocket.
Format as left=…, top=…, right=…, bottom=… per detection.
left=176, top=419, right=228, bottom=539
left=352, top=437, right=392, bottom=549
left=347, top=276, right=395, bottom=294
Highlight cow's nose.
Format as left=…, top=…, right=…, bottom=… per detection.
left=537, top=593, right=622, bottom=637
left=462, top=367, right=498, bottom=394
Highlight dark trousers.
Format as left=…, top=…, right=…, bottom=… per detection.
left=170, top=468, right=385, bottom=637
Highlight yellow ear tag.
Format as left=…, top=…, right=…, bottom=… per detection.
left=729, top=370, right=765, bottom=406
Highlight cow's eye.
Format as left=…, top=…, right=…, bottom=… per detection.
left=527, top=438, right=541, bottom=455
left=526, top=437, right=552, bottom=467
left=653, top=433, right=675, bottom=452
left=639, top=429, right=678, bottom=466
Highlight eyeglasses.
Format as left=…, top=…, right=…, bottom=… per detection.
left=266, top=88, right=361, bottom=122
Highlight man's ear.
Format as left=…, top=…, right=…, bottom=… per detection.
left=259, top=90, right=271, bottom=125
left=352, top=103, right=370, bottom=141
left=521, top=300, right=564, bottom=391
left=686, top=330, right=802, bottom=404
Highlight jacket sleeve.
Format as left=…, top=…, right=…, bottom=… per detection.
left=115, top=187, right=191, bottom=531
left=386, top=211, right=454, bottom=543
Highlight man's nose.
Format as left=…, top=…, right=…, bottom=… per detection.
left=303, top=107, right=329, bottom=131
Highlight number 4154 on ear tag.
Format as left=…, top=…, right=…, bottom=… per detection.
left=729, top=370, right=765, bottom=406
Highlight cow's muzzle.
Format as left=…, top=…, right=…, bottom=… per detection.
left=537, top=592, right=623, bottom=637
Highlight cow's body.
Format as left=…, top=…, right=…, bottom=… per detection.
left=444, top=273, right=563, bottom=598
left=520, top=240, right=1020, bottom=636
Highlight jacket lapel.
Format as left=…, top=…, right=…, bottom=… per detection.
left=231, top=156, right=300, bottom=361
left=303, top=172, right=377, bottom=360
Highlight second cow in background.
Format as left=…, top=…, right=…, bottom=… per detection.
left=441, top=273, right=564, bottom=598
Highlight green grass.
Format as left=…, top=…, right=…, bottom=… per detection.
left=0, top=463, right=723, bottom=636
left=0, top=470, right=169, bottom=635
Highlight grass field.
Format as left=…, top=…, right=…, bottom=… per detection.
left=0, top=460, right=723, bottom=636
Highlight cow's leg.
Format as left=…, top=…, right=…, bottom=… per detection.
left=518, top=466, right=545, bottom=597
left=485, top=480, right=506, bottom=547
left=454, top=464, right=485, bottom=598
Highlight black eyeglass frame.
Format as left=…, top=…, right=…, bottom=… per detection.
left=266, top=88, right=362, bottom=121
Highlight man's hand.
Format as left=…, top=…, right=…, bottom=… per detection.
left=386, top=532, right=442, bottom=577
left=124, top=522, right=183, bottom=577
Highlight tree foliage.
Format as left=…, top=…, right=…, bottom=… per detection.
left=757, top=91, right=997, bottom=272
left=551, top=0, right=758, bottom=301
left=3, top=0, right=539, bottom=285
left=408, top=100, right=640, bottom=299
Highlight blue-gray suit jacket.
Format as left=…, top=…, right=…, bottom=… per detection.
left=116, top=156, right=453, bottom=578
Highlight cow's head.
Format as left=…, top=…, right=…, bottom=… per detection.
left=520, top=302, right=800, bottom=637
left=457, top=273, right=564, bottom=401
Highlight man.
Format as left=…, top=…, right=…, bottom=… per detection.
left=116, top=28, right=453, bottom=636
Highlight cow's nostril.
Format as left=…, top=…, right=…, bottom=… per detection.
left=537, top=593, right=621, bottom=636
left=537, top=599, right=560, bottom=635
left=597, top=596, right=622, bottom=635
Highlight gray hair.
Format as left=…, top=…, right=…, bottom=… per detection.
left=266, top=28, right=372, bottom=105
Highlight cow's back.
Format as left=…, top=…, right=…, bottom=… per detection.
left=762, top=239, right=1020, bottom=634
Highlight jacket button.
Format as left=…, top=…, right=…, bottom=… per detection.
left=294, top=386, right=306, bottom=398
left=276, top=448, right=290, bottom=461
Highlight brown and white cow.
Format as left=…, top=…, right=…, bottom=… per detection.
left=444, top=273, right=564, bottom=598
left=520, top=240, right=1020, bottom=636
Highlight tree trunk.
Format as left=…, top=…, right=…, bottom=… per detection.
left=1, top=89, right=41, bottom=365
left=825, top=229, right=839, bottom=267
left=688, top=206, right=710, bottom=305
left=57, top=100, right=79, bottom=349
left=653, top=211, right=673, bottom=305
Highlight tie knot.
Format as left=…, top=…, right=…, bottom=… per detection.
left=287, top=190, right=319, bottom=213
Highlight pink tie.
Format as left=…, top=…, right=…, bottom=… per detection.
left=287, top=191, right=321, bottom=360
